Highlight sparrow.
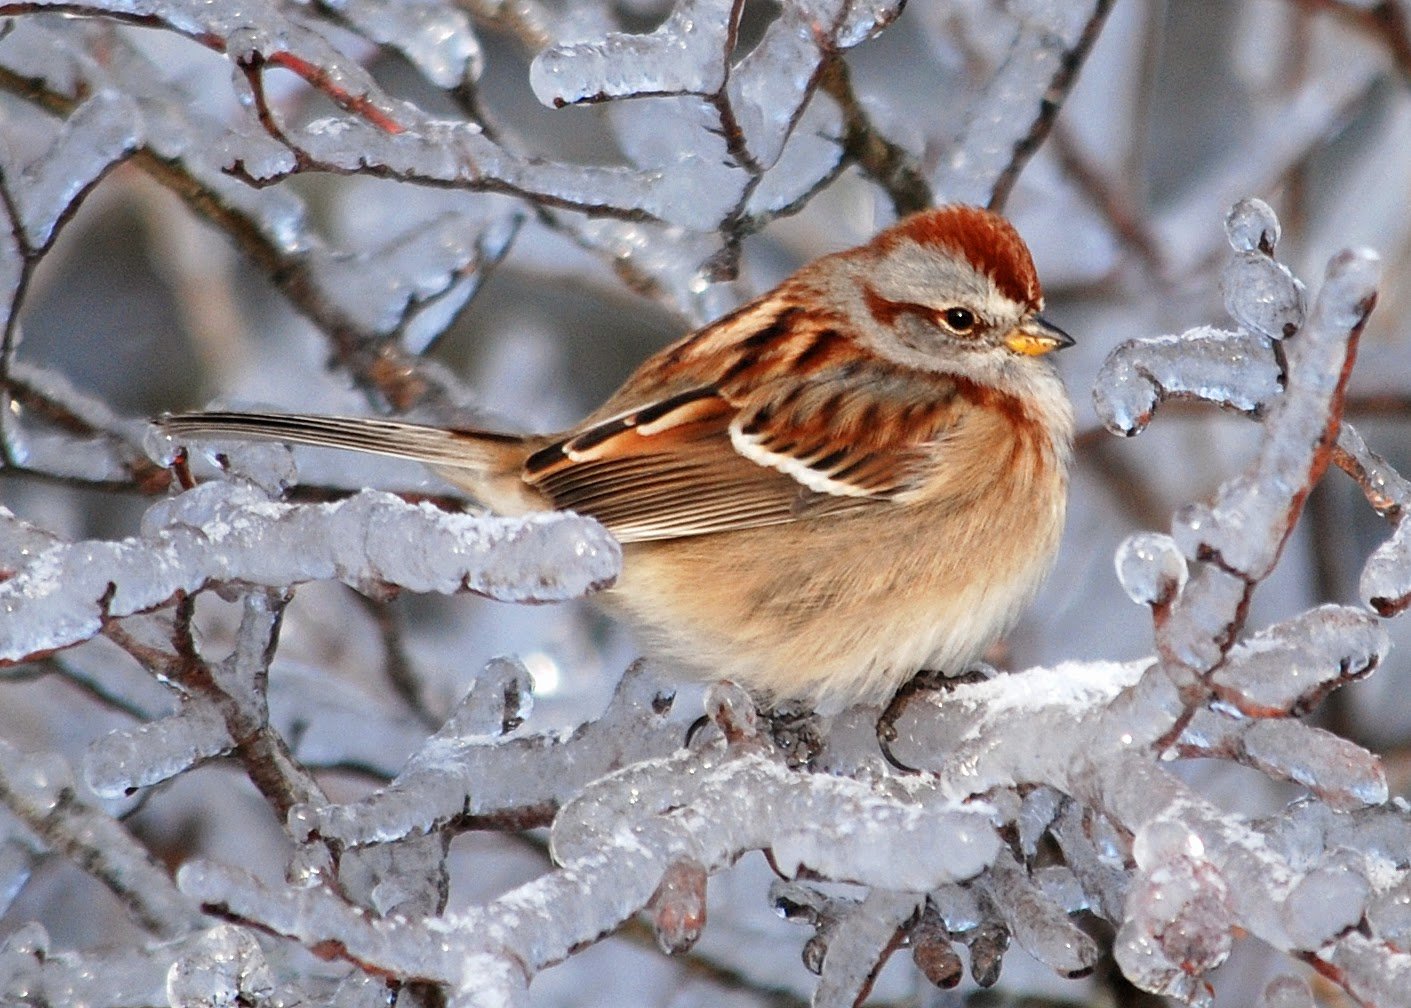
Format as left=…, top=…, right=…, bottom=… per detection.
left=157, top=205, right=1075, bottom=708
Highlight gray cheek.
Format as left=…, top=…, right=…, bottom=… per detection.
left=886, top=316, right=950, bottom=360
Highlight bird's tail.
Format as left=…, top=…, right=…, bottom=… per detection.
left=154, top=410, right=542, bottom=512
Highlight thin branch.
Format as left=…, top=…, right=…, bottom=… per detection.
left=988, top=0, right=1117, bottom=212
left=817, top=55, right=932, bottom=216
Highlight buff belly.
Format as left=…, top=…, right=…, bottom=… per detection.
left=608, top=488, right=1065, bottom=708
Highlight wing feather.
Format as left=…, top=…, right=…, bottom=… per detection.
left=522, top=356, right=982, bottom=541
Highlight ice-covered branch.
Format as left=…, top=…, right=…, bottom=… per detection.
left=180, top=685, right=1002, bottom=1003
left=0, top=740, right=200, bottom=937
left=1099, top=199, right=1378, bottom=700
left=0, top=481, right=620, bottom=664
left=934, top=0, right=1116, bottom=209
left=1, top=0, right=1409, bottom=1002
left=287, top=659, right=683, bottom=842
left=0, top=22, right=493, bottom=413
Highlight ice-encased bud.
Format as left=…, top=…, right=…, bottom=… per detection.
left=1221, top=252, right=1305, bottom=340
left=144, top=422, right=184, bottom=468
left=1115, top=532, right=1187, bottom=606
left=1280, top=852, right=1370, bottom=949
left=704, top=681, right=760, bottom=741
left=165, top=925, right=274, bottom=1008
left=1261, top=975, right=1313, bottom=1008
left=1226, top=198, right=1281, bottom=254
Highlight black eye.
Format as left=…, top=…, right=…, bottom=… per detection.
left=942, top=307, right=976, bottom=333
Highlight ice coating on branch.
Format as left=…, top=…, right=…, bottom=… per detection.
left=725, top=0, right=900, bottom=169
left=165, top=925, right=274, bottom=1008
left=1050, top=802, right=1129, bottom=920
left=1337, top=419, right=1411, bottom=615
left=884, top=660, right=1151, bottom=793
left=1115, top=532, right=1187, bottom=606
left=1117, top=820, right=1231, bottom=1006
left=767, top=775, right=998, bottom=888
left=742, top=93, right=846, bottom=215
left=1220, top=201, right=1306, bottom=340
left=1280, top=851, right=1370, bottom=949
left=0, top=929, right=253, bottom=1006
left=287, top=661, right=678, bottom=846
left=530, top=0, right=732, bottom=107
left=83, top=699, right=233, bottom=798
left=1320, top=932, right=1411, bottom=1006
left=0, top=21, right=88, bottom=101
left=311, top=212, right=518, bottom=340
left=647, top=858, right=707, bottom=954
left=1, top=362, right=148, bottom=482
left=1226, top=197, right=1282, bottom=254
left=0, top=482, right=619, bottom=662
left=325, top=0, right=483, bottom=88
left=1173, top=249, right=1380, bottom=579
left=1180, top=710, right=1388, bottom=810
left=1207, top=606, right=1385, bottom=717
left=0, top=837, right=34, bottom=920
left=16, top=0, right=407, bottom=128
left=291, top=116, right=741, bottom=230
left=1240, top=721, right=1387, bottom=811
left=1156, top=564, right=1248, bottom=674
left=0, top=740, right=199, bottom=937
left=980, top=846, right=1098, bottom=977
left=834, top=0, right=907, bottom=47
left=1093, top=327, right=1281, bottom=436
left=932, top=2, right=1097, bottom=204
left=552, top=741, right=1002, bottom=889
left=1221, top=252, right=1305, bottom=341
left=1262, top=975, right=1314, bottom=1008
left=1362, top=516, right=1411, bottom=616
left=9, top=89, right=142, bottom=250
left=188, top=740, right=1003, bottom=996
left=813, top=891, right=920, bottom=1006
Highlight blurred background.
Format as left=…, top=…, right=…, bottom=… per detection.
left=3, top=1, right=1411, bottom=1004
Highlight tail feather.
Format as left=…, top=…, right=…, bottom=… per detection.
left=155, top=410, right=543, bottom=512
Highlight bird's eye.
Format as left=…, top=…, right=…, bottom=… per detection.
left=942, top=307, right=977, bottom=333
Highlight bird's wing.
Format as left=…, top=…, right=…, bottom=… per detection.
left=523, top=368, right=987, bottom=543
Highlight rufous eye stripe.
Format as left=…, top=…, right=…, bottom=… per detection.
left=862, top=285, right=936, bottom=330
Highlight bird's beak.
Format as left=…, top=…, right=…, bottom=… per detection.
left=1004, top=315, right=1075, bottom=356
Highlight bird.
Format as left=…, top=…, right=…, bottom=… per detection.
left=157, top=205, right=1075, bottom=709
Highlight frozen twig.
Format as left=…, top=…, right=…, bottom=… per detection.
left=0, top=482, right=620, bottom=665
left=0, top=740, right=200, bottom=937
